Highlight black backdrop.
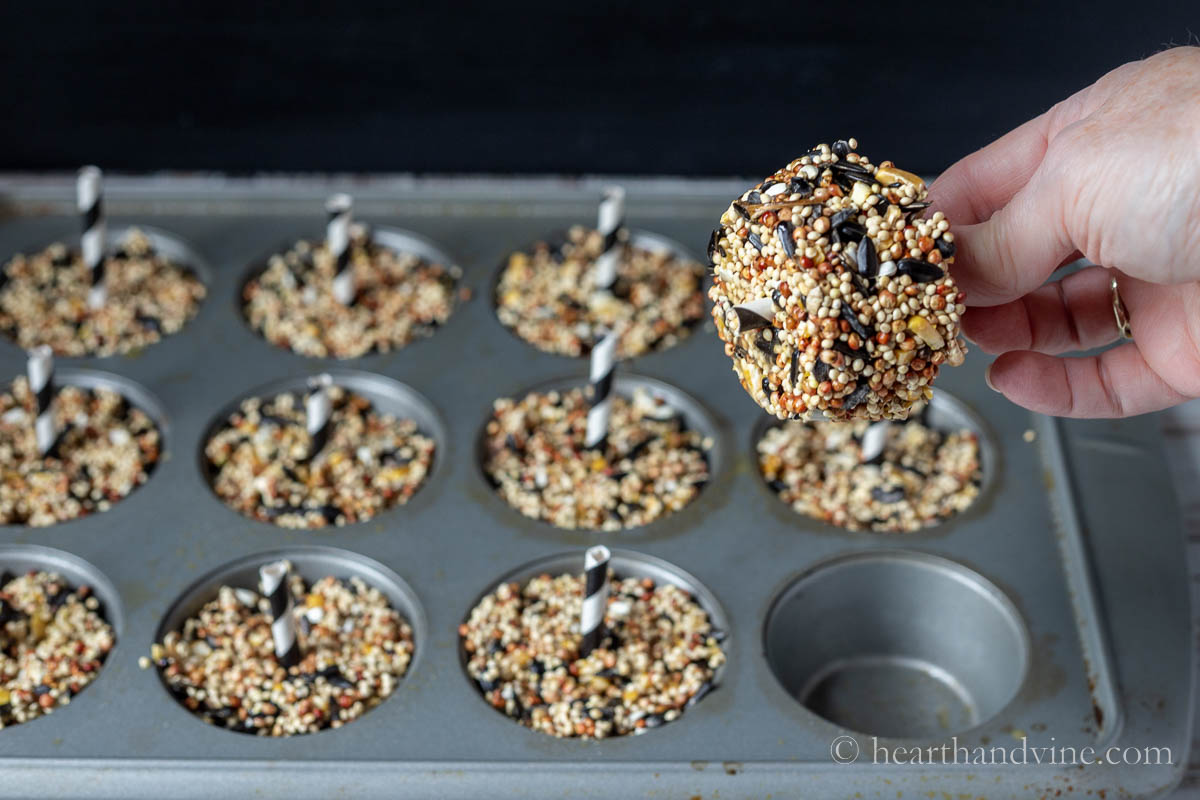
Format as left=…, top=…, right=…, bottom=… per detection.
left=1, top=1, right=1196, bottom=175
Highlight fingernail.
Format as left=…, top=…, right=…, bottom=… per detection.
left=984, top=363, right=998, bottom=393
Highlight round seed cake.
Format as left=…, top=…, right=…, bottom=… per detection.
left=757, top=409, right=982, bottom=532
left=243, top=226, right=459, bottom=359
left=495, top=226, right=706, bottom=358
left=708, top=139, right=967, bottom=421
left=146, top=570, right=414, bottom=736
left=0, top=229, right=206, bottom=357
left=204, top=385, right=435, bottom=529
left=460, top=569, right=725, bottom=738
left=0, top=378, right=161, bottom=526
left=0, top=570, right=115, bottom=728
left=481, top=386, right=711, bottom=531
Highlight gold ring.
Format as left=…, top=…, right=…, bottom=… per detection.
left=1111, top=275, right=1132, bottom=340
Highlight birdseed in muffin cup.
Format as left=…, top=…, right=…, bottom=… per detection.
left=243, top=225, right=460, bottom=359
left=204, top=384, right=435, bottom=529
left=0, top=377, right=161, bottom=526
left=460, top=568, right=724, bottom=738
left=0, top=229, right=206, bottom=357
left=495, top=226, right=707, bottom=358
left=757, top=407, right=982, bottom=532
left=1, top=570, right=115, bottom=728
left=482, top=386, right=711, bottom=531
left=145, top=568, right=414, bottom=736
left=708, top=139, right=968, bottom=421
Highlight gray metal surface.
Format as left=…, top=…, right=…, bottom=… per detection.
left=0, top=175, right=1190, bottom=799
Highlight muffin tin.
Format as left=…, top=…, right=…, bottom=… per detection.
left=0, top=176, right=1190, bottom=799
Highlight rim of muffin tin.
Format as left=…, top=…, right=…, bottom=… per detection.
left=0, top=367, right=169, bottom=531
left=489, top=227, right=708, bottom=361
left=151, top=545, right=426, bottom=736
left=747, top=387, right=1000, bottom=536
left=762, top=548, right=1030, bottom=739
left=0, top=543, right=123, bottom=728
left=473, top=372, right=727, bottom=538
left=197, top=369, right=447, bottom=529
left=456, top=547, right=729, bottom=740
left=0, top=225, right=213, bottom=357
left=235, top=225, right=462, bottom=359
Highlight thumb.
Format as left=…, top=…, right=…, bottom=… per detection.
left=950, top=157, right=1077, bottom=308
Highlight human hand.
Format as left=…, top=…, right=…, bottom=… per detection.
left=929, top=46, right=1200, bottom=417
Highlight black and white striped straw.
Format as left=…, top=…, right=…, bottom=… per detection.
left=305, top=373, right=333, bottom=462
left=591, top=186, right=625, bottom=293
left=258, top=560, right=301, bottom=668
left=326, top=193, right=355, bottom=305
left=26, top=346, right=57, bottom=457
left=580, top=544, right=611, bottom=657
left=585, top=328, right=617, bottom=449
left=77, top=166, right=107, bottom=310
left=731, top=296, right=775, bottom=333
left=860, top=422, right=889, bottom=465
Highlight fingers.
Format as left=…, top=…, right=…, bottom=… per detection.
left=961, top=266, right=1119, bottom=355
left=986, top=345, right=1191, bottom=418
left=928, top=112, right=1056, bottom=226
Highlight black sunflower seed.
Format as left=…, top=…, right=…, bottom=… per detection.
left=136, top=314, right=162, bottom=334
left=840, top=303, right=872, bottom=341
left=831, top=209, right=855, bottom=228
left=872, top=486, right=906, bottom=504
left=707, top=230, right=720, bottom=261
left=687, top=682, right=716, bottom=707
left=776, top=222, right=795, bottom=258
left=747, top=191, right=762, bottom=204
left=856, top=239, right=879, bottom=277
left=733, top=203, right=751, bottom=220
left=767, top=479, right=788, bottom=493
left=831, top=339, right=861, bottom=358
left=897, top=258, right=943, bottom=283
left=812, top=358, right=831, bottom=382
left=761, top=378, right=773, bottom=395
left=935, top=237, right=956, bottom=258
left=789, top=176, right=814, bottom=195
left=904, top=201, right=931, bottom=213
left=789, top=349, right=800, bottom=387
left=733, top=345, right=750, bottom=360
left=832, top=140, right=851, bottom=157
left=748, top=233, right=765, bottom=252
left=771, top=288, right=784, bottom=308
left=753, top=334, right=774, bottom=357
left=842, top=380, right=872, bottom=410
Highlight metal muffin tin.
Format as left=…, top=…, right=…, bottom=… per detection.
left=0, top=176, right=1190, bottom=799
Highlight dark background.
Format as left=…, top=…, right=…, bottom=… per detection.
left=1, top=2, right=1195, bottom=176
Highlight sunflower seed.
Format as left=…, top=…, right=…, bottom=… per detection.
left=897, top=259, right=943, bottom=283
left=856, top=239, right=879, bottom=277
left=776, top=222, right=795, bottom=258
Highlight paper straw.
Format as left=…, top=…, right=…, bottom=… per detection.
left=305, top=374, right=333, bottom=462
left=591, top=186, right=625, bottom=293
left=732, top=297, right=775, bottom=333
left=258, top=560, right=301, bottom=668
left=78, top=166, right=107, bottom=310
left=580, top=545, right=611, bottom=657
left=26, top=346, right=57, bottom=457
left=860, top=422, right=889, bottom=465
left=585, top=328, right=617, bottom=449
left=326, top=193, right=354, bottom=305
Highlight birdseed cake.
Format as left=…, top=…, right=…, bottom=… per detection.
left=495, top=226, right=706, bottom=358
left=708, top=139, right=967, bottom=421
left=0, top=570, right=115, bottom=728
left=482, top=386, right=711, bottom=531
left=0, top=377, right=161, bottom=527
left=757, top=410, right=982, bottom=532
left=0, top=229, right=206, bottom=357
left=204, top=385, right=435, bottom=529
left=243, top=226, right=460, bottom=358
left=460, top=569, right=725, bottom=738
left=145, top=570, right=414, bottom=736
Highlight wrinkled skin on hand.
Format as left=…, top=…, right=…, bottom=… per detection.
left=930, top=46, right=1200, bottom=417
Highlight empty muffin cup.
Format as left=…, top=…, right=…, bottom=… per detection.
left=150, top=546, right=424, bottom=736
left=459, top=549, right=728, bottom=738
left=0, top=544, right=122, bottom=729
left=478, top=374, right=721, bottom=532
left=0, top=368, right=166, bottom=527
left=0, top=225, right=209, bottom=357
left=764, top=550, right=1028, bottom=738
left=755, top=390, right=994, bottom=533
left=493, top=227, right=707, bottom=359
left=201, top=370, right=443, bottom=529
left=241, top=226, right=460, bottom=359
